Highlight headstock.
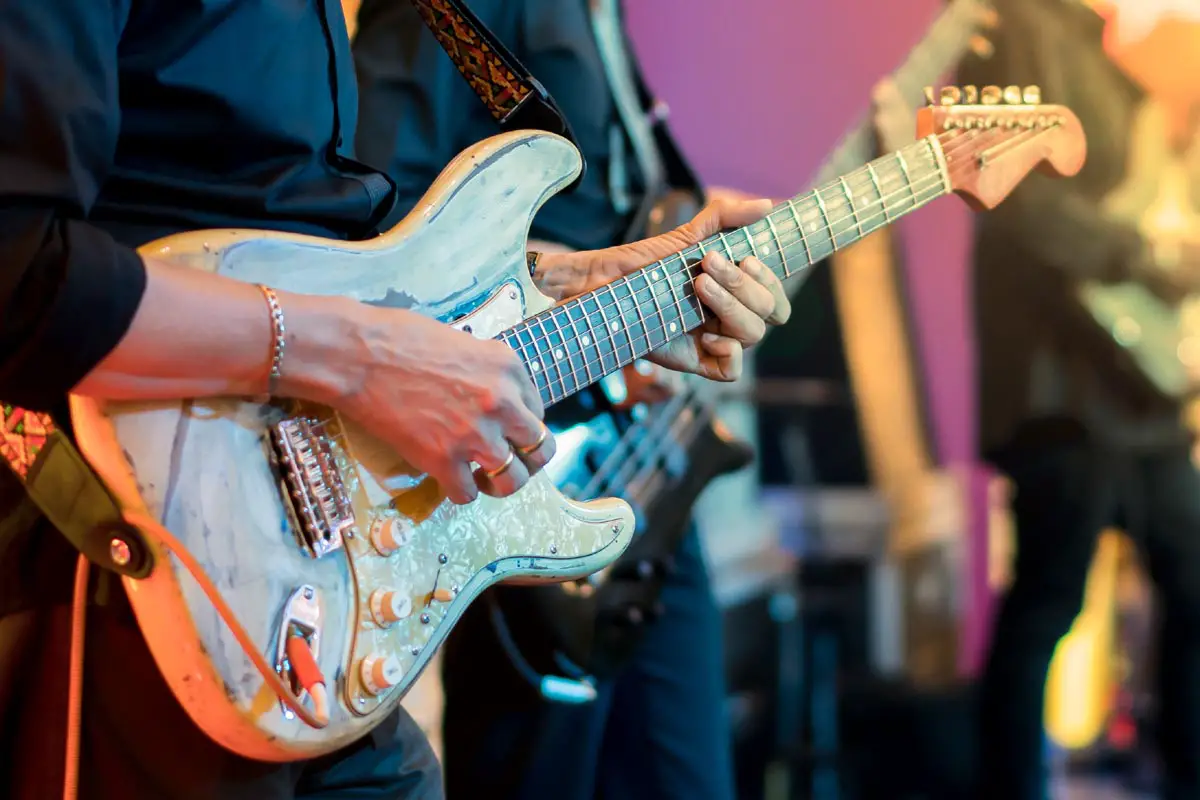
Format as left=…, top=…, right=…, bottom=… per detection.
left=918, top=84, right=1087, bottom=210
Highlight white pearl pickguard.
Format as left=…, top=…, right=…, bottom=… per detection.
left=68, top=131, right=636, bottom=761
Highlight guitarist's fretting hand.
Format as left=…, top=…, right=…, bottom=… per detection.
left=536, top=196, right=792, bottom=381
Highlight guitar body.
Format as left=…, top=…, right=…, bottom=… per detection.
left=67, top=130, right=636, bottom=761
left=1080, top=97, right=1200, bottom=399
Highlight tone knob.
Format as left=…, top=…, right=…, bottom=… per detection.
left=369, top=588, right=413, bottom=626
left=369, top=517, right=411, bottom=556
left=359, top=653, right=403, bottom=697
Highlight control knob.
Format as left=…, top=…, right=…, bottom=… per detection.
left=369, top=588, right=413, bottom=627
left=370, top=517, right=411, bottom=556
left=359, top=654, right=403, bottom=697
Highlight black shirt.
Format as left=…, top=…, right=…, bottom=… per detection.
left=353, top=0, right=650, bottom=252
left=0, top=0, right=396, bottom=616
left=0, top=0, right=395, bottom=411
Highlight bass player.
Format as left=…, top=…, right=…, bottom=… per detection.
left=352, top=1, right=767, bottom=798
left=0, top=0, right=790, bottom=798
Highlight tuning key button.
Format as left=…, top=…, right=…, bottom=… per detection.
left=369, top=588, right=413, bottom=626
left=360, top=654, right=403, bottom=696
left=369, top=517, right=411, bottom=556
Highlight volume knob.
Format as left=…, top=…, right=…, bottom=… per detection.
left=370, top=517, right=411, bottom=556
left=369, top=588, right=413, bottom=626
left=360, top=654, right=403, bottom=696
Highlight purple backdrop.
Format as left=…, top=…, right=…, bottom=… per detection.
left=626, top=0, right=991, bottom=673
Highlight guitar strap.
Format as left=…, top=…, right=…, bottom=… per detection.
left=1, top=405, right=148, bottom=577
left=405, top=0, right=585, bottom=190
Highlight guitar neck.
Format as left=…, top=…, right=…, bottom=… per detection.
left=813, top=0, right=987, bottom=184
left=499, top=137, right=950, bottom=408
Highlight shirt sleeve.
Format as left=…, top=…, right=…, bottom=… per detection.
left=0, top=0, right=147, bottom=411
left=352, top=0, right=516, bottom=225
left=958, top=7, right=1144, bottom=283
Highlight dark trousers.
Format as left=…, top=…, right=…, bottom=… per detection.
left=979, top=434, right=1200, bottom=800
left=0, top=600, right=443, bottom=799
left=440, top=528, right=734, bottom=800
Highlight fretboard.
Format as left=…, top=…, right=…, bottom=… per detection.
left=499, top=136, right=950, bottom=407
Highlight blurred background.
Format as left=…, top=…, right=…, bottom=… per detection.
left=344, top=1, right=1200, bottom=797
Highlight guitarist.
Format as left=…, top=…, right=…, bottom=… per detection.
left=0, top=0, right=789, bottom=797
left=353, top=1, right=771, bottom=798
left=960, top=1, right=1200, bottom=797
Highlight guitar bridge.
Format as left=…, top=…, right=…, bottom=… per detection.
left=268, top=415, right=355, bottom=558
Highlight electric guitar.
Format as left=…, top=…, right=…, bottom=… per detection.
left=43, top=100, right=1082, bottom=759
left=1079, top=97, right=1200, bottom=400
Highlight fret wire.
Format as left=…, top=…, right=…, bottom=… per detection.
left=590, top=291, right=622, bottom=369
left=605, top=282, right=639, bottom=365
left=838, top=176, right=863, bottom=238
left=641, top=266, right=672, bottom=346
left=551, top=307, right=585, bottom=395
left=764, top=213, right=789, bottom=277
left=578, top=297, right=608, bottom=375
left=662, top=261, right=691, bottom=338
left=742, top=226, right=757, bottom=261
left=786, top=199, right=815, bottom=265
left=865, top=163, right=889, bottom=223
left=813, top=189, right=834, bottom=252
left=925, top=136, right=951, bottom=193
left=895, top=150, right=916, bottom=208
left=534, top=315, right=570, bottom=401
left=557, top=304, right=595, bottom=385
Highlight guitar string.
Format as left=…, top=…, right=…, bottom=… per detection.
left=593, top=398, right=710, bottom=500
left=303, top=123, right=1054, bottom=439
left=515, top=123, right=1055, bottom=401
left=577, top=388, right=700, bottom=499
left=508, top=126, right=974, bottom=399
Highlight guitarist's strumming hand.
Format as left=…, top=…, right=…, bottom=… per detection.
left=535, top=196, right=792, bottom=381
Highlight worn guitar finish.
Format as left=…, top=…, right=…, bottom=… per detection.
left=68, top=100, right=1083, bottom=761
left=71, top=133, right=634, bottom=761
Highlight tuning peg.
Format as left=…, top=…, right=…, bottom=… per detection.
left=962, top=84, right=979, bottom=104
left=1002, top=85, right=1024, bottom=104
left=1022, top=85, right=1041, bottom=104
left=969, top=34, right=994, bottom=59
left=980, top=85, right=1003, bottom=105
left=940, top=86, right=963, bottom=106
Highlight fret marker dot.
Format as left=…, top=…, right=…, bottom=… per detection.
left=651, top=270, right=661, bottom=280
left=669, top=322, right=678, bottom=333
left=581, top=335, right=590, bottom=346
left=809, top=223, right=819, bottom=233
left=554, top=348, right=563, bottom=359
left=531, top=362, right=541, bottom=372
left=610, top=322, right=619, bottom=331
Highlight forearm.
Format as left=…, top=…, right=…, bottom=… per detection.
left=76, top=257, right=363, bottom=407
left=992, top=178, right=1146, bottom=281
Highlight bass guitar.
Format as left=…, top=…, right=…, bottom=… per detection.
left=523, top=0, right=1001, bottom=681
left=18, top=99, right=1082, bottom=760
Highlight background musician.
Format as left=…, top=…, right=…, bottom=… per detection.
left=0, top=0, right=787, bottom=795
left=352, top=1, right=772, bottom=797
left=960, top=1, right=1200, bottom=797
